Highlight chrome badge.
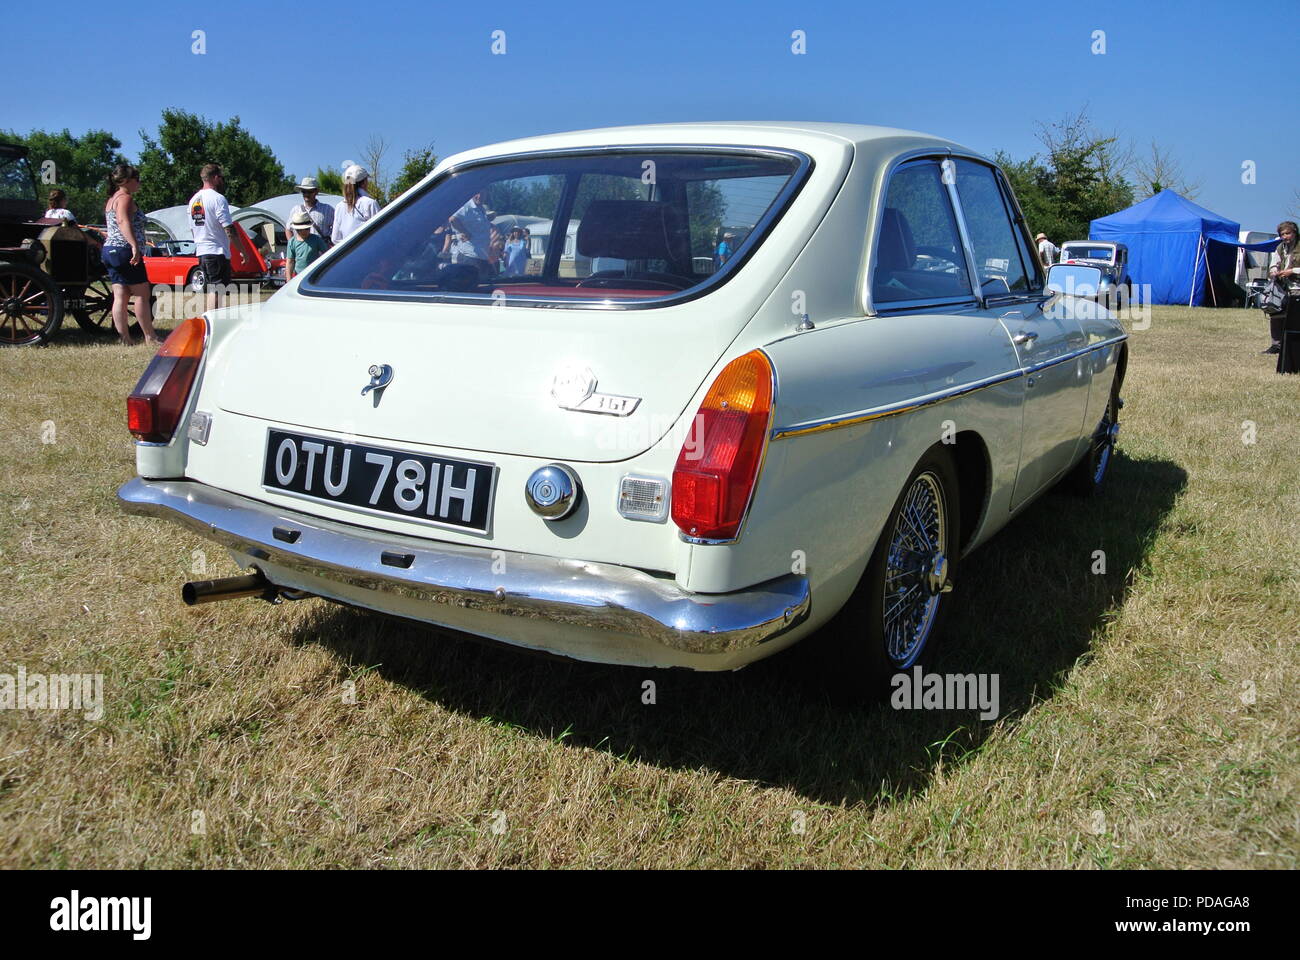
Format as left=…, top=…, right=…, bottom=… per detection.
left=551, top=364, right=640, bottom=417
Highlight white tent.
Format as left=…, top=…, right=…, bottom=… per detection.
left=146, top=193, right=343, bottom=247
left=144, top=205, right=191, bottom=241
left=251, top=193, right=344, bottom=227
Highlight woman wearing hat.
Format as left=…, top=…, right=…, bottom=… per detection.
left=331, top=165, right=381, bottom=244
left=285, top=209, right=328, bottom=282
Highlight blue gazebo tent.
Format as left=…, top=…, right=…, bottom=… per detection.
left=1090, top=190, right=1276, bottom=306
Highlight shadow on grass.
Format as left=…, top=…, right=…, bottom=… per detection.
left=45, top=321, right=179, bottom=349
left=294, top=450, right=1186, bottom=806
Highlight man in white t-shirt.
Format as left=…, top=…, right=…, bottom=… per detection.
left=188, top=162, right=238, bottom=310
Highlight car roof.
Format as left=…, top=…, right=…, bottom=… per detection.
left=434, top=121, right=978, bottom=174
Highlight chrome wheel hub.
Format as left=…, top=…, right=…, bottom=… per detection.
left=883, top=471, right=949, bottom=667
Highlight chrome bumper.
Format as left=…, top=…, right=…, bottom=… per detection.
left=116, top=478, right=811, bottom=666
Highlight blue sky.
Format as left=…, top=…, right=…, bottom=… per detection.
left=9, top=0, right=1293, bottom=232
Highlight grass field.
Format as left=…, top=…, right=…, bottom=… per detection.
left=0, top=305, right=1296, bottom=869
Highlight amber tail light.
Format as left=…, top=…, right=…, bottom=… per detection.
left=671, top=349, right=774, bottom=541
left=126, top=317, right=207, bottom=442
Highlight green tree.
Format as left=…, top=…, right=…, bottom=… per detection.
left=0, top=127, right=128, bottom=223
left=314, top=167, right=343, bottom=194
left=136, top=109, right=294, bottom=212
left=313, top=167, right=343, bottom=195
left=389, top=144, right=439, bottom=199
left=996, top=110, right=1135, bottom=243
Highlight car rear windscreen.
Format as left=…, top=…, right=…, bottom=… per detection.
left=302, top=149, right=808, bottom=307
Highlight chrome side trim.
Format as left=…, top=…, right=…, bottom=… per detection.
left=116, top=478, right=811, bottom=657
left=770, top=334, right=1126, bottom=440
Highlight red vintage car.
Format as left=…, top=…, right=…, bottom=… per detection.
left=144, top=222, right=266, bottom=290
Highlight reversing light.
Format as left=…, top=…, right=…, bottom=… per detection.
left=126, top=316, right=207, bottom=442
left=671, top=349, right=774, bottom=541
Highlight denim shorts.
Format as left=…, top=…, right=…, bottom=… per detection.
left=101, top=245, right=148, bottom=286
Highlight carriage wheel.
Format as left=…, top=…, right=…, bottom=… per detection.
left=73, top=277, right=143, bottom=335
left=0, top=262, right=64, bottom=346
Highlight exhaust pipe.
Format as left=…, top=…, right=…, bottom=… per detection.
left=182, top=571, right=279, bottom=606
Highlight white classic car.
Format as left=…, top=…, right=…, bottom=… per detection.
left=117, top=122, right=1127, bottom=692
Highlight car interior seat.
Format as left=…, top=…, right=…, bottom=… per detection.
left=575, top=200, right=694, bottom=288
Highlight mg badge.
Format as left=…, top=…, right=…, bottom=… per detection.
left=551, top=364, right=640, bottom=417
left=551, top=364, right=597, bottom=409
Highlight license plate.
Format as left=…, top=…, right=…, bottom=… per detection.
left=262, top=429, right=497, bottom=534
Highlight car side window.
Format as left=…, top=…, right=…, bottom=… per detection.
left=872, top=160, right=972, bottom=305
left=952, top=159, right=1036, bottom=296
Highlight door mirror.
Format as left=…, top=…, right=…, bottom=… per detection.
left=1046, top=263, right=1103, bottom=297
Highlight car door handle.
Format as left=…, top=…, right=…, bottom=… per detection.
left=1012, top=331, right=1039, bottom=345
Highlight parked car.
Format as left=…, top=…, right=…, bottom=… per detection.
left=1058, top=240, right=1130, bottom=297
left=142, top=224, right=267, bottom=291
left=117, top=122, right=1127, bottom=692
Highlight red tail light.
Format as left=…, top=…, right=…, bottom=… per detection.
left=127, top=317, right=207, bottom=442
left=671, top=350, right=774, bottom=541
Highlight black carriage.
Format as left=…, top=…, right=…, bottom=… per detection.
left=0, top=141, right=127, bottom=345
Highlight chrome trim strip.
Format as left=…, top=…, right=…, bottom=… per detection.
left=117, top=477, right=811, bottom=656
left=770, top=335, right=1126, bottom=440
left=943, top=160, right=986, bottom=310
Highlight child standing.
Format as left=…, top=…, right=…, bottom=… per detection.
left=285, top=210, right=328, bottom=282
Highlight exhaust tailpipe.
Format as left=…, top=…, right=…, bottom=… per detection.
left=182, top=571, right=278, bottom=606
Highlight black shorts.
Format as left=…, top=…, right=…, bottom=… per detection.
left=197, top=254, right=231, bottom=290
left=101, top=245, right=148, bottom=286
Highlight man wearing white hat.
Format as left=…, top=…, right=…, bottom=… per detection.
left=1036, top=232, right=1059, bottom=269
left=287, top=176, right=335, bottom=246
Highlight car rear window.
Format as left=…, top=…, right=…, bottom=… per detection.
left=1062, top=246, right=1114, bottom=261
left=302, top=149, right=808, bottom=308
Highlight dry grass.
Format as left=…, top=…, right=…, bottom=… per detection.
left=0, top=306, right=1296, bottom=868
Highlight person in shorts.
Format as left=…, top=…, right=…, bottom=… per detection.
left=101, top=164, right=161, bottom=346
left=188, top=162, right=238, bottom=311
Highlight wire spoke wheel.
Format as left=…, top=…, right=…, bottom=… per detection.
left=882, top=471, right=949, bottom=667
left=0, top=263, right=63, bottom=346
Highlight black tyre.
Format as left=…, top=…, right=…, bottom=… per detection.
left=826, top=445, right=962, bottom=696
left=0, top=262, right=64, bottom=346
left=185, top=267, right=206, bottom=294
left=1065, top=389, right=1120, bottom=496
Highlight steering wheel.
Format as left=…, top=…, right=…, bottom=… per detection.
left=914, top=245, right=964, bottom=271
